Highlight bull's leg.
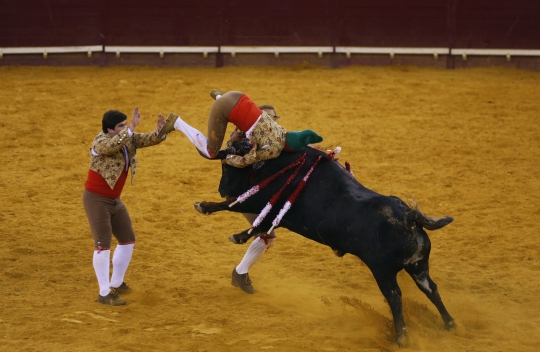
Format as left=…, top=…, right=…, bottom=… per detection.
left=372, top=270, right=407, bottom=347
left=404, top=260, right=455, bottom=330
left=228, top=228, right=256, bottom=244
left=194, top=200, right=233, bottom=215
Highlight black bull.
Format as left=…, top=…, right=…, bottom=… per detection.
left=195, top=146, right=455, bottom=346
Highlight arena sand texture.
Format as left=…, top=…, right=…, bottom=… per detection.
left=1, top=65, right=539, bottom=352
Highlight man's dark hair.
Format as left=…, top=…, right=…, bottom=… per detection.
left=258, top=104, right=275, bottom=112
left=102, top=110, right=127, bottom=133
left=259, top=105, right=278, bottom=119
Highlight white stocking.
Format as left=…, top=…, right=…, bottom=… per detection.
left=93, top=250, right=111, bottom=296
left=110, top=243, right=134, bottom=288
left=174, top=117, right=211, bottom=157
left=236, top=236, right=275, bottom=274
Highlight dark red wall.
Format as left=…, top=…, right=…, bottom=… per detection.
left=2, top=0, right=539, bottom=49
left=453, top=0, right=540, bottom=49
left=1, top=0, right=101, bottom=47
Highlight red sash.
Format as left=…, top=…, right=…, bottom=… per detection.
left=228, top=94, right=262, bottom=132
left=85, top=169, right=128, bottom=199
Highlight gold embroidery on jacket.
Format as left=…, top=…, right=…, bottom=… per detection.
left=89, top=128, right=164, bottom=189
left=226, top=112, right=286, bottom=168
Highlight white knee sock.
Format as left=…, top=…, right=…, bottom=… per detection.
left=110, top=243, right=134, bottom=288
left=236, top=237, right=275, bottom=274
left=174, top=117, right=211, bottom=157
left=93, top=249, right=111, bottom=297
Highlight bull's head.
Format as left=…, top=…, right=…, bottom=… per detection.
left=230, top=138, right=253, bottom=156
left=195, top=138, right=253, bottom=160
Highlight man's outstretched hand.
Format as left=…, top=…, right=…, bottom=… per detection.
left=156, top=113, right=166, bottom=132
left=129, top=106, right=141, bottom=132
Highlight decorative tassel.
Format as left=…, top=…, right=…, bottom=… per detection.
left=327, top=146, right=341, bottom=160
left=267, top=156, right=322, bottom=234
left=247, top=203, right=273, bottom=234
left=235, top=149, right=330, bottom=236
left=267, top=201, right=292, bottom=235
left=345, top=161, right=353, bottom=176
left=229, top=152, right=306, bottom=207
left=247, top=158, right=305, bottom=233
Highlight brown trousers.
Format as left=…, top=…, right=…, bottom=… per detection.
left=82, top=189, right=136, bottom=248
left=206, top=91, right=243, bottom=155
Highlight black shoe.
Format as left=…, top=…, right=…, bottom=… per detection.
left=231, top=268, right=255, bottom=294
left=97, top=288, right=126, bottom=306
left=210, top=89, right=224, bottom=100
left=111, top=282, right=132, bottom=294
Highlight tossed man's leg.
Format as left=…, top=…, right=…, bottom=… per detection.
left=158, top=91, right=242, bottom=158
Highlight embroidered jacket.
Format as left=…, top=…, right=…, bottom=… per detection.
left=88, top=128, right=165, bottom=189
left=225, top=111, right=286, bottom=168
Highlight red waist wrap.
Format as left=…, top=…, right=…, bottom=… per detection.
left=84, top=169, right=128, bottom=199
left=228, top=94, right=262, bottom=132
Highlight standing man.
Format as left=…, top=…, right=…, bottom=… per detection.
left=83, top=107, right=166, bottom=306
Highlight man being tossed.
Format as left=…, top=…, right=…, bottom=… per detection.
left=158, top=90, right=323, bottom=167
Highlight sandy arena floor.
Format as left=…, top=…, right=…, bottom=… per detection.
left=1, top=64, right=539, bottom=351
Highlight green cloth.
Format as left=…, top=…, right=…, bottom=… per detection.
left=285, top=130, right=323, bottom=151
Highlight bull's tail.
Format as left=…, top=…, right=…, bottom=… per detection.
left=405, top=199, right=453, bottom=231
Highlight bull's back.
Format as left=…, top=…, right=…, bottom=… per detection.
left=275, top=152, right=416, bottom=260
left=221, top=148, right=419, bottom=262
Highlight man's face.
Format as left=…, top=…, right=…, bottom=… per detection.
left=263, top=108, right=278, bottom=119
left=107, top=120, right=128, bottom=137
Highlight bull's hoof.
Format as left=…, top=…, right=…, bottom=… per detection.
left=445, top=319, right=457, bottom=331
left=194, top=202, right=210, bottom=215
left=229, top=234, right=247, bottom=244
left=396, top=334, right=406, bottom=348
left=396, top=327, right=408, bottom=347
